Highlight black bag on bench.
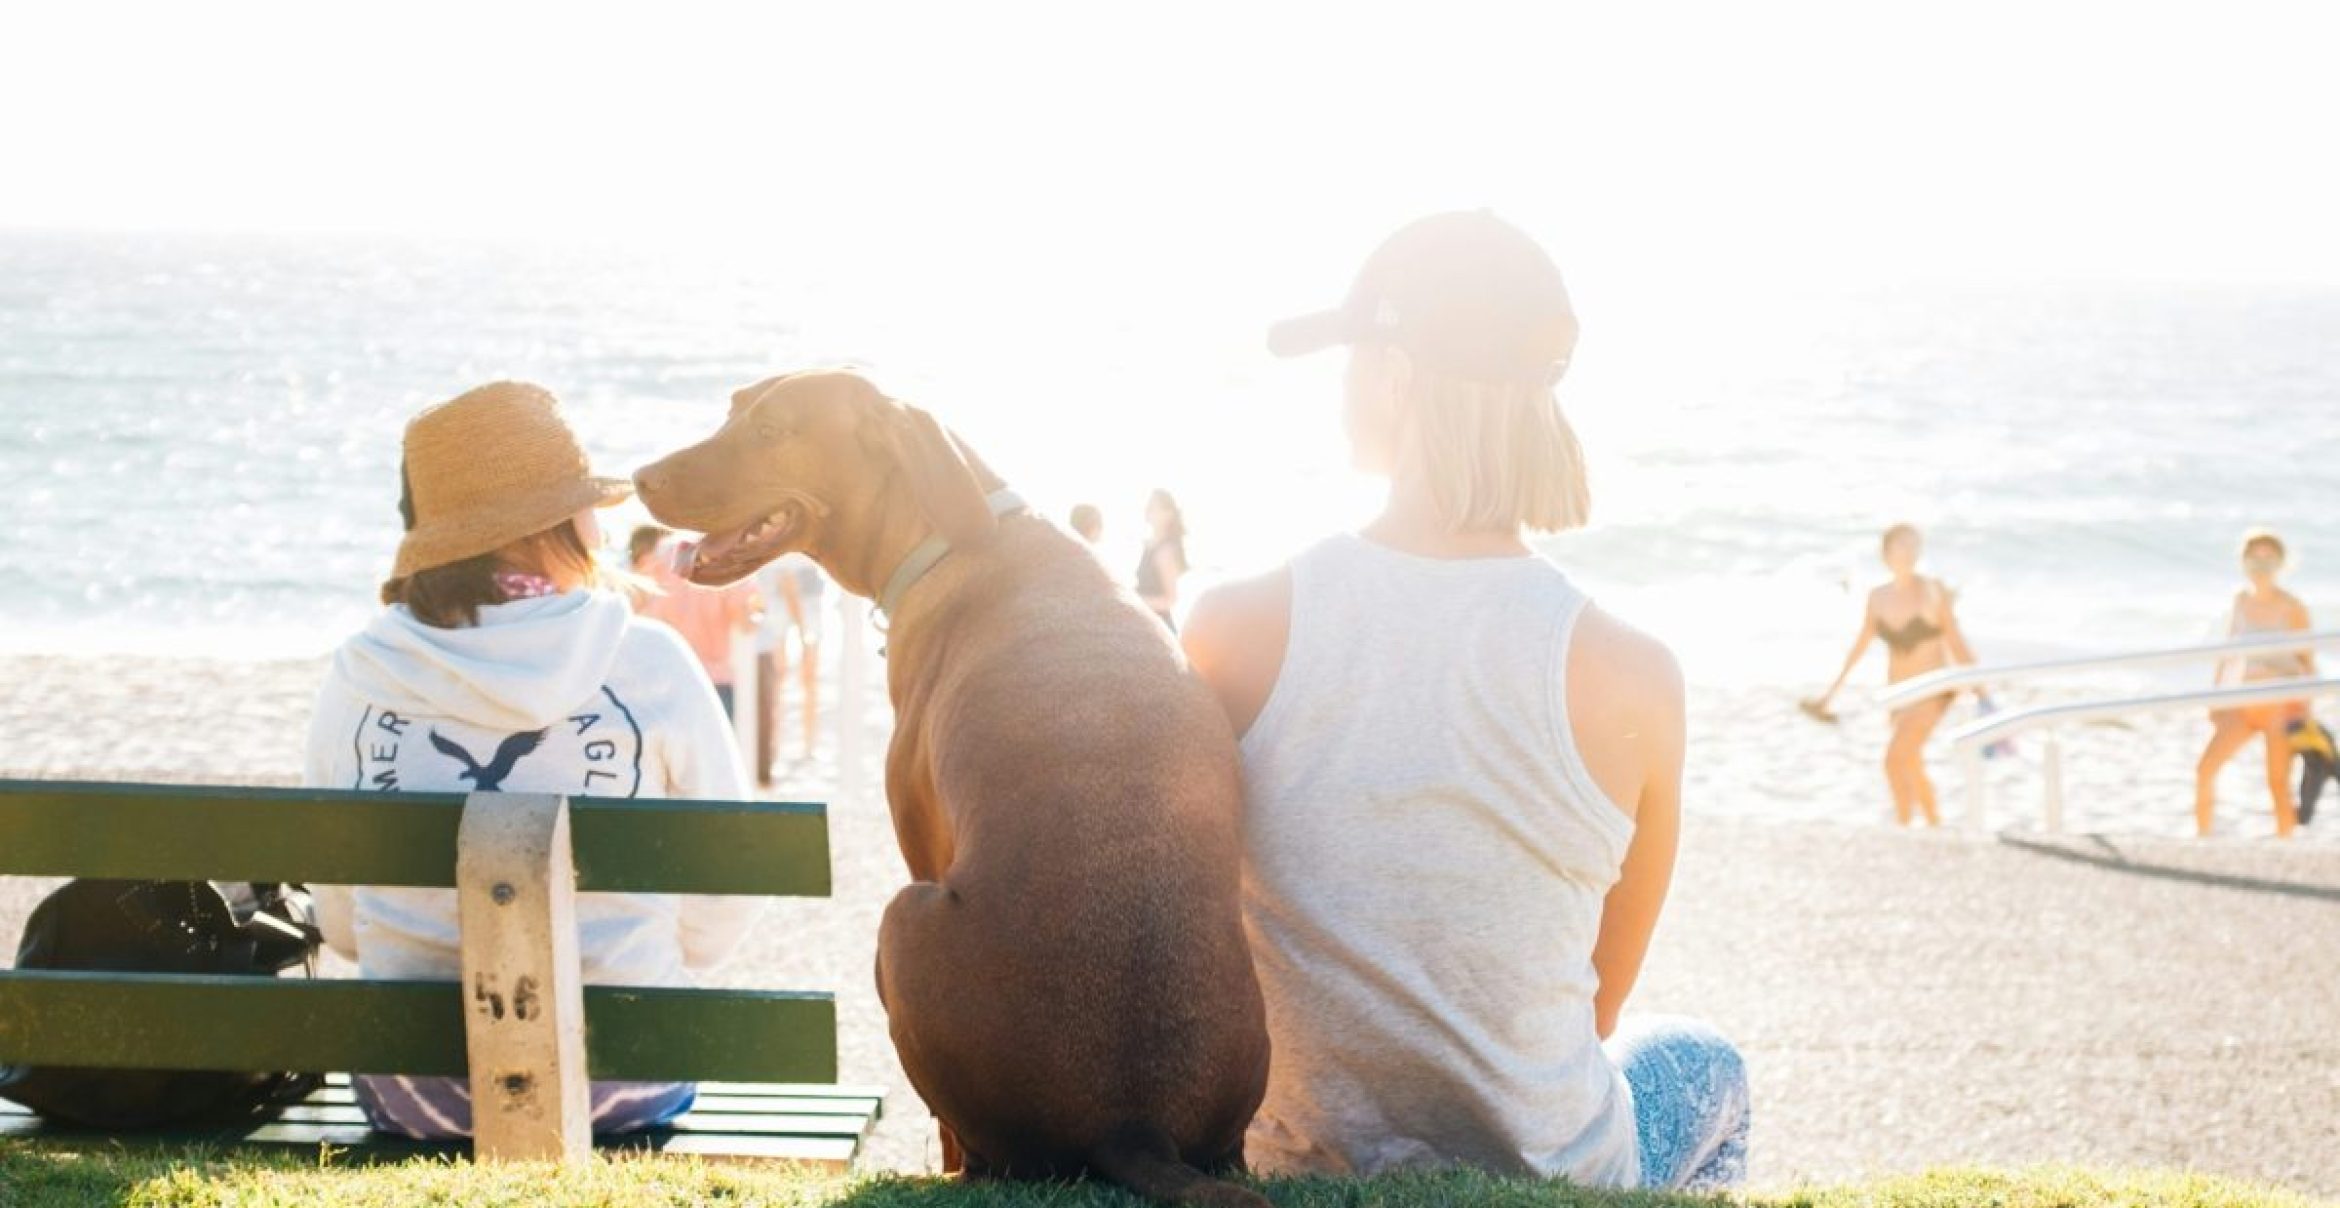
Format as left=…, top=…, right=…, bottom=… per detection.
left=0, top=879, right=324, bottom=1128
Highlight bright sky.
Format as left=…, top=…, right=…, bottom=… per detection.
left=5, top=0, right=2337, bottom=290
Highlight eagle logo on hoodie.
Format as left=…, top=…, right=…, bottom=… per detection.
left=350, top=687, right=645, bottom=799
left=428, top=728, right=548, bottom=792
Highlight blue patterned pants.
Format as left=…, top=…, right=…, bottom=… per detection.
left=1604, top=1014, right=1750, bottom=1191
left=352, top=1074, right=696, bottom=1139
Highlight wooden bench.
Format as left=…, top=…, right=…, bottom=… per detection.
left=0, top=780, right=880, bottom=1166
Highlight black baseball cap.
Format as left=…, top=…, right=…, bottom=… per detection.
left=1268, top=210, right=1578, bottom=384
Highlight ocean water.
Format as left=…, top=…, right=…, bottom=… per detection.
left=4, top=230, right=2338, bottom=832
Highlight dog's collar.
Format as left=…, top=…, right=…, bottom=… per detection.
left=875, top=489, right=1028, bottom=623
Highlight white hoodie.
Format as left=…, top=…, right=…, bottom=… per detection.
left=304, top=590, right=762, bottom=987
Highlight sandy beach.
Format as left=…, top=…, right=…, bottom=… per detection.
left=3, top=644, right=2336, bottom=1197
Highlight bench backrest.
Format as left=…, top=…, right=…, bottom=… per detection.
left=0, top=780, right=836, bottom=1083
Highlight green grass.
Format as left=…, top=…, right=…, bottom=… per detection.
left=0, top=1146, right=2328, bottom=1208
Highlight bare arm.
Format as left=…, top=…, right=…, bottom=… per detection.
left=1181, top=570, right=1292, bottom=738
left=1812, top=595, right=1878, bottom=706
left=1591, top=643, right=1686, bottom=1039
left=1939, top=582, right=1978, bottom=668
left=2215, top=592, right=2244, bottom=684
left=2296, top=597, right=2317, bottom=676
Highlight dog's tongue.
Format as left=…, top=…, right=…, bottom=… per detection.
left=679, top=533, right=731, bottom=579
left=682, top=509, right=795, bottom=586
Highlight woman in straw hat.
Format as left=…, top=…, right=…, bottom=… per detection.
left=1184, top=213, right=1745, bottom=1191
left=303, top=381, right=761, bottom=1139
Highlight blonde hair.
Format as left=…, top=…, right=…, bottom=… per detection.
left=2239, top=526, right=2287, bottom=562
left=1395, top=374, right=1590, bottom=534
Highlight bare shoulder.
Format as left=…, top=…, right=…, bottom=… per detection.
left=1566, top=604, right=1685, bottom=816
left=1180, top=567, right=1293, bottom=737
left=1571, top=605, right=1685, bottom=730
left=1185, top=568, right=1290, bottom=639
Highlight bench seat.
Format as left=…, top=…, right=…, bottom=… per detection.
left=0, top=780, right=874, bottom=1166
left=0, top=1075, right=884, bottom=1166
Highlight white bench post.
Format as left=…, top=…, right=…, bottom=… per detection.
left=456, top=791, right=591, bottom=1162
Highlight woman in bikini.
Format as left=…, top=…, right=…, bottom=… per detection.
left=1802, top=524, right=1976, bottom=827
left=2195, top=528, right=2312, bottom=838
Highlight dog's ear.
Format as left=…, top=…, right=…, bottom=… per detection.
left=729, top=374, right=796, bottom=419
left=884, top=403, right=997, bottom=548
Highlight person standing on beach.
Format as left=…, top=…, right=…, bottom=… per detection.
left=1802, top=524, right=1977, bottom=827
left=624, top=524, right=671, bottom=610
left=1183, top=212, right=1746, bottom=1192
left=751, top=552, right=826, bottom=783
left=303, top=381, right=758, bottom=1139
left=1068, top=502, right=1105, bottom=545
left=1136, top=488, right=1188, bottom=629
left=634, top=533, right=762, bottom=719
left=2197, top=528, right=2313, bottom=838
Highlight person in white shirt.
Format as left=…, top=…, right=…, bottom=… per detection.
left=1184, top=214, right=1746, bottom=1191
left=305, top=381, right=761, bottom=1139
left=751, top=553, right=828, bottom=783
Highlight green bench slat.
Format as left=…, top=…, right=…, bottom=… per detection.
left=119, top=1083, right=883, bottom=1118
left=0, top=1082, right=883, bottom=1125
left=0, top=781, right=830, bottom=896
left=245, top=1105, right=870, bottom=1138
left=692, top=1082, right=890, bottom=1101
left=247, top=1089, right=881, bottom=1117
left=0, top=1079, right=874, bottom=1167
left=0, top=1115, right=865, bottom=1167
left=0, top=972, right=837, bottom=1082
left=628, top=1094, right=883, bottom=1117
left=649, top=1134, right=860, bottom=1163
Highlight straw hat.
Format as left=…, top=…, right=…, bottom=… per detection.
left=392, top=381, right=631, bottom=579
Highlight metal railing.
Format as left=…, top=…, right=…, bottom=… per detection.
left=1881, top=629, right=2340, bottom=711
left=1926, top=630, right=2337, bottom=832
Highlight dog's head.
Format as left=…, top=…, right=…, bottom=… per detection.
left=633, top=369, right=1000, bottom=588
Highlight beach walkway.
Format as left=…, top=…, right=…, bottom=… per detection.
left=1, top=653, right=2335, bottom=1196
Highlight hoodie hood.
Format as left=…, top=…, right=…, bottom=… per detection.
left=333, top=590, right=634, bottom=732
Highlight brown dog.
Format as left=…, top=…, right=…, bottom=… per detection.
left=634, top=370, right=1269, bottom=1205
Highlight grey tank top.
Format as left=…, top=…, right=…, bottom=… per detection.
left=1238, top=534, right=1639, bottom=1185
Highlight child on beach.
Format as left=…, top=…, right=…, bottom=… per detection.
left=2197, top=528, right=2314, bottom=838
left=1183, top=212, right=1747, bottom=1191
left=632, top=532, right=762, bottom=718
left=303, top=381, right=759, bottom=1139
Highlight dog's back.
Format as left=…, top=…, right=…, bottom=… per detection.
left=877, top=518, right=1268, bottom=1199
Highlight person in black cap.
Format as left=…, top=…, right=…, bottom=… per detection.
left=1185, top=212, right=1746, bottom=1191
